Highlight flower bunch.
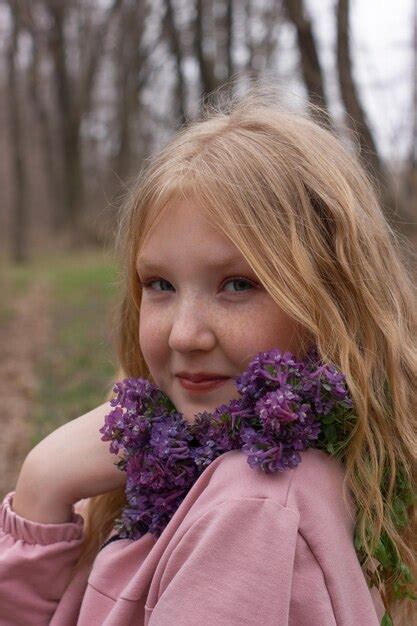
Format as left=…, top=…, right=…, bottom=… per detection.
left=98, top=345, right=416, bottom=626
left=99, top=345, right=355, bottom=541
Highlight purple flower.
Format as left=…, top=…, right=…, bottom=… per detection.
left=100, top=345, right=354, bottom=541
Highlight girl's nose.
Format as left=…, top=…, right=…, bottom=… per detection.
left=167, top=299, right=217, bottom=354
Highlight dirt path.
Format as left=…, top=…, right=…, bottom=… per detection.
left=0, top=275, right=51, bottom=498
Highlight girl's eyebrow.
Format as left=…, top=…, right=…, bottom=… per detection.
left=136, top=254, right=245, bottom=271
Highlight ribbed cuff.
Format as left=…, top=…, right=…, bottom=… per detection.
left=1, top=491, right=84, bottom=545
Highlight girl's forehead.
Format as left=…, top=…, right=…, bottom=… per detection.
left=147, top=193, right=210, bottom=220
left=141, top=196, right=226, bottom=242
left=137, top=200, right=248, bottom=266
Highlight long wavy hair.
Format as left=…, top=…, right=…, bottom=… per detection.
left=67, top=83, right=416, bottom=624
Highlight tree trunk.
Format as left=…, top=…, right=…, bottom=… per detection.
left=164, top=0, right=188, bottom=127
left=26, top=16, right=63, bottom=233
left=46, top=3, right=83, bottom=235
left=336, top=1, right=383, bottom=180
left=194, top=0, right=221, bottom=110
left=282, top=0, right=332, bottom=128
left=44, top=0, right=122, bottom=243
left=7, top=0, right=28, bottom=263
left=336, top=0, right=411, bottom=232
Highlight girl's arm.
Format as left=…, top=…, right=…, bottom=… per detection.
left=0, top=400, right=126, bottom=626
left=12, top=400, right=126, bottom=518
left=12, top=453, right=75, bottom=523
left=0, top=489, right=84, bottom=626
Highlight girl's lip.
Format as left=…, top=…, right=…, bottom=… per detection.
left=178, top=377, right=230, bottom=392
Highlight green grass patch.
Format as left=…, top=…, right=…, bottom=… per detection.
left=0, top=263, right=32, bottom=298
left=24, top=250, right=123, bottom=448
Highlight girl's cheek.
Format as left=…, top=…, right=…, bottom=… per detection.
left=139, top=297, right=299, bottom=359
left=139, top=309, right=167, bottom=359
left=221, top=306, right=303, bottom=359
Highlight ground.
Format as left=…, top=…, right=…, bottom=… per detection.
left=0, top=274, right=51, bottom=496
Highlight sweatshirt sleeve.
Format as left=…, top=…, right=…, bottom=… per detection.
left=0, top=490, right=85, bottom=626
left=146, top=497, right=300, bottom=626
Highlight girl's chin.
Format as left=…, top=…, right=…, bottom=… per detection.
left=176, top=395, right=241, bottom=424
left=182, top=414, right=198, bottom=425
left=166, top=378, right=241, bottom=421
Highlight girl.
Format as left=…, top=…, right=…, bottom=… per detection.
left=1, top=83, right=416, bottom=626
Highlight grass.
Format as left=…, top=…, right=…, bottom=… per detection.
left=2, top=249, right=123, bottom=449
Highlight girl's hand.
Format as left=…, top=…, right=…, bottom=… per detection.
left=12, top=401, right=126, bottom=523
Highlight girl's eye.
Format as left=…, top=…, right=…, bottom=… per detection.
left=139, top=277, right=256, bottom=293
left=222, top=278, right=255, bottom=293
left=140, top=278, right=173, bottom=292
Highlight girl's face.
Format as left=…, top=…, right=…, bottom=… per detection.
left=137, top=198, right=306, bottom=423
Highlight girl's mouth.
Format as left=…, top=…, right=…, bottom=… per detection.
left=178, top=377, right=230, bottom=392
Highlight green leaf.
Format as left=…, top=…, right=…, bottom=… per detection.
left=323, top=424, right=338, bottom=443
left=321, top=413, right=335, bottom=424
left=339, top=399, right=353, bottom=409
left=354, top=529, right=363, bottom=551
left=385, top=534, right=401, bottom=569
left=116, top=458, right=127, bottom=471
left=396, top=466, right=408, bottom=489
left=381, top=611, right=393, bottom=626
left=393, top=581, right=417, bottom=600
left=401, top=489, right=415, bottom=506
left=392, top=497, right=408, bottom=528
left=373, top=539, right=391, bottom=569
left=405, top=590, right=417, bottom=600
left=398, top=562, right=415, bottom=584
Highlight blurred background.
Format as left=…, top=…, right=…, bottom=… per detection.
left=0, top=0, right=416, bottom=497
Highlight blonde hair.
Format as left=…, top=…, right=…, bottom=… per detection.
left=68, top=82, right=416, bottom=624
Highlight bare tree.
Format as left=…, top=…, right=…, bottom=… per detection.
left=225, top=0, right=233, bottom=78
left=163, top=0, right=188, bottom=127
left=113, top=0, right=150, bottom=180
left=21, top=2, right=62, bottom=232
left=6, top=0, right=28, bottom=263
left=282, top=0, right=332, bottom=128
left=243, top=0, right=284, bottom=77
left=42, top=0, right=122, bottom=244
left=194, top=0, right=221, bottom=106
left=336, top=0, right=417, bottom=234
left=336, top=2, right=384, bottom=185
left=188, top=0, right=288, bottom=119
left=2, top=0, right=415, bottom=256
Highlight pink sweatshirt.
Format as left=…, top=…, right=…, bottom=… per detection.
left=0, top=448, right=385, bottom=625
